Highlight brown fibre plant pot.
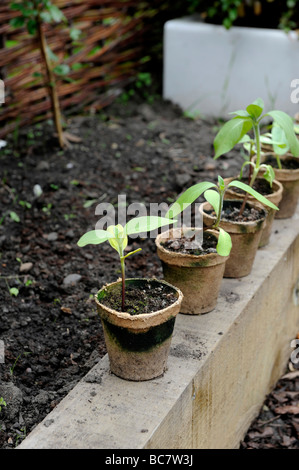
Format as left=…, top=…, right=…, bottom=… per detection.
left=199, top=200, right=267, bottom=279
left=223, top=176, right=283, bottom=247
left=155, top=228, right=228, bottom=315
left=258, top=153, right=299, bottom=219
left=95, top=278, right=183, bottom=381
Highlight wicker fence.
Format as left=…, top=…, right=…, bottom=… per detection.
left=0, top=0, right=169, bottom=138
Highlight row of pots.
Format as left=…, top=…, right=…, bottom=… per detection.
left=94, top=153, right=299, bottom=382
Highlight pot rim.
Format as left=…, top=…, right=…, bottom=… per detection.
left=95, top=277, right=183, bottom=329
left=199, top=199, right=267, bottom=234
left=224, top=175, right=283, bottom=199
left=255, top=152, right=299, bottom=180
left=155, top=227, right=229, bottom=265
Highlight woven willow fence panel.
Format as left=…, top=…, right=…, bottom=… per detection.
left=0, top=0, right=163, bottom=138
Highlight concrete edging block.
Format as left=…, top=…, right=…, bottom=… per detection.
left=163, top=17, right=299, bottom=117
left=18, top=206, right=299, bottom=449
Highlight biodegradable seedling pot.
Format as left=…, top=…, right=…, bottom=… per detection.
left=199, top=200, right=267, bottom=278
left=95, top=278, right=183, bottom=381
left=155, top=228, right=228, bottom=315
left=223, top=177, right=283, bottom=247
left=258, top=153, right=299, bottom=219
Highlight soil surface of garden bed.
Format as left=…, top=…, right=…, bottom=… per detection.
left=0, top=93, right=298, bottom=449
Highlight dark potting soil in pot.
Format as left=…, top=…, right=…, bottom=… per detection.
left=206, top=200, right=266, bottom=223
left=161, top=230, right=218, bottom=255
left=99, top=282, right=178, bottom=315
left=262, top=155, right=299, bottom=170
left=232, top=177, right=273, bottom=196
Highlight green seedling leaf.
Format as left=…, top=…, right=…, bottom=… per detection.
left=27, top=18, right=37, bottom=35
left=218, top=175, right=225, bottom=191
left=10, top=211, right=20, bottom=222
left=216, top=228, right=232, bottom=257
left=165, top=182, right=216, bottom=219
left=47, top=4, right=65, bottom=23
left=40, top=11, right=52, bottom=23
left=228, top=180, right=279, bottom=210
left=77, top=230, right=113, bottom=247
left=246, top=98, right=264, bottom=120
left=70, top=27, right=81, bottom=41
left=260, top=134, right=287, bottom=148
left=107, top=225, right=128, bottom=256
left=204, top=189, right=221, bottom=218
left=10, top=17, right=25, bottom=28
left=238, top=134, right=252, bottom=143
left=125, top=216, right=176, bottom=236
left=214, top=117, right=253, bottom=159
left=53, top=64, right=70, bottom=76
left=271, top=124, right=289, bottom=156
left=267, top=110, right=299, bottom=157
left=5, top=40, right=19, bottom=48
left=47, top=47, right=59, bottom=63
left=228, top=110, right=250, bottom=118
left=10, top=287, right=19, bottom=297
left=83, top=199, right=97, bottom=208
left=261, top=164, right=276, bottom=186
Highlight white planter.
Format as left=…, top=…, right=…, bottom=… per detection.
left=163, top=16, right=299, bottom=118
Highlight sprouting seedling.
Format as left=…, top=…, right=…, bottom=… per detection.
left=213, top=98, right=299, bottom=213
left=77, top=215, right=176, bottom=311
left=165, top=175, right=279, bottom=257
left=0, top=397, right=7, bottom=412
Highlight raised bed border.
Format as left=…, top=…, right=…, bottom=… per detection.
left=18, top=206, right=299, bottom=449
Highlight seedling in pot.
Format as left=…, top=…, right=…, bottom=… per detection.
left=259, top=121, right=299, bottom=170
left=77, top=215, right=176, bottom=311
left=165, top=175, right=279, bottom=257
left=213, top=98, right=299, bottom=213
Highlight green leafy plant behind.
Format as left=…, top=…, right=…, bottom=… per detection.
left=9, top=0, right=81, bottom=148
left=186, top=0, right=299, bottom=31
left=77, top=215, right=176, bottom=311
left=165, top=175, right=279, bottom=257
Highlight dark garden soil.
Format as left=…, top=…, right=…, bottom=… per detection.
left=0, top=93, right=298, bottom=449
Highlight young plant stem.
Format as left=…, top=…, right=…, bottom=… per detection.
left=120, top=255, right=126, bottom=311
left=212, top=188, right=224, bottom=230
left=239, top=121, right=260, bottom=217
left=248, top=142, right=253, bottom=184
left=253, top=121, right=261, bottom=170
left=119, top=248, right=142, bottom=311
left=276, top=154, right=282, bottom=170
left=36, top=11, right=64, bottom=148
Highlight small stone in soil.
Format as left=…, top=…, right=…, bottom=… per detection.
left=19, top=262, right=33, bottom=273
left=63, top=273, right=82, bottom=286
left=47, top=232, right=58, bottom=241
left=162, top=231, right=217, bottom=256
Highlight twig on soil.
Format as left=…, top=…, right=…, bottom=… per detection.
left=258, top=415, right=282, bottom=427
